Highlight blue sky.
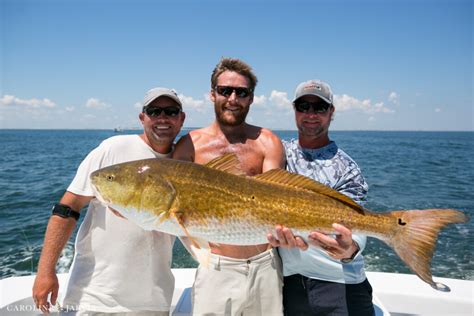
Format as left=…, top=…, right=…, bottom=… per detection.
left=1, top=0, right=472, bottom=131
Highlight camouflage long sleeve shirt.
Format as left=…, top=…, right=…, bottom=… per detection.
left=279, top=139, right=369, bottom=284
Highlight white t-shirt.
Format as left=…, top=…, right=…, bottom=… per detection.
left=61, top=135, right=176, bottom=313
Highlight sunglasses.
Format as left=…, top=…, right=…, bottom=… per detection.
left=294, top=101, right=331, bottom=114
left=143, top=106, right=181, bottom=117
left=215, top=86, right=252, bottom=98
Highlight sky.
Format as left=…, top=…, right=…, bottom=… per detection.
left=1, top=0, right=472, bottom=131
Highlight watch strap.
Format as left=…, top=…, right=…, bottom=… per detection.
left=52, top=203, right=80, bottom=221
left=341, top=241, right=360, bottom=263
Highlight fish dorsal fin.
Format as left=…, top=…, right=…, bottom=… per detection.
left=254, top=169, right=365, bottom=213
left=205, top=153, right=246, bottom=176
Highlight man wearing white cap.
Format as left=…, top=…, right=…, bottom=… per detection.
left=268, top=80, right=375, bottom=315
left=33, top=87, right=185, bottom=315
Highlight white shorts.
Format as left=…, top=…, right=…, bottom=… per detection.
left=192, top=248, right=283, bottom=316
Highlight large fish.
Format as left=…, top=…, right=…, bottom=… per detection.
left=90, top=154, right=468, bottom=291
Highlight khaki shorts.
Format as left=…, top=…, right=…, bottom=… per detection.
left=192, top=248, right=283, bottom=316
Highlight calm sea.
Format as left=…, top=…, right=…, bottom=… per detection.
left=0, top=129, right=472, bottom=280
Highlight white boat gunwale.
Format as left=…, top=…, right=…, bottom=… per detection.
left=1, top=270, right=472, bottom=316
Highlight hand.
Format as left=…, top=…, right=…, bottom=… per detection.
left=32, top=272, right=59, bottom=314
left=308, top=223, right=358, bottom=260
left=267, top=225, right=308, bottom=250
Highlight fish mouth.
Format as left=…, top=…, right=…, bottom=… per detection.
left=91, top=182, right=109, bottom=205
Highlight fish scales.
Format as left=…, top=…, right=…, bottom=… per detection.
left=90, top=155, right=468, bottom=290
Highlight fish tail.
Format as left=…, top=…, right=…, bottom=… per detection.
left=386, top=209, right=468, bottom=291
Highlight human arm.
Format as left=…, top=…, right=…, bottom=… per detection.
left=308, top=164, right=369, bottom=259
left=262, top=132, right=309, bottom=249
left=172, top=134, right=195, bottom=162
left=260, top=129, right=285, bottom=172
left=269, top=150, right=368, bottom=255
left=32, top=192, right=92, bottom=313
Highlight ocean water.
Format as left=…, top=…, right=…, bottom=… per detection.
left=0, top=129, right=472, bottom=281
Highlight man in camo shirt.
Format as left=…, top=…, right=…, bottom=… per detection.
left=268, top=79, right=375, bottom=316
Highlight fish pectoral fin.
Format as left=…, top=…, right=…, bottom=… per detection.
left=254, top=169, right=365, bottom=214
left=170, top=208, right=213, bottom=267
left=204, top=153, right=246, bottom=176
left=169, top=208, right=197, bottom=245
left=179, top=236, right=212, bottom=267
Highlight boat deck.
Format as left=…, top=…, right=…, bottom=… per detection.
left=1, top=269, right=472, bottom=315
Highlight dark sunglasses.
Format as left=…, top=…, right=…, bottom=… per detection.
left=215, top=86, right=252, bottom=98
left=294, top=101, right=331, bottom=114
left=143, top=106, right=181, bottom=117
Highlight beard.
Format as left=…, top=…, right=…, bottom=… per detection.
left=296, top=120, right=331, bottom=140
left=214, top=104, right=250, bottom=127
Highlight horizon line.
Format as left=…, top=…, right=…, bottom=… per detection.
left=0, top=128, right=472, bottom=133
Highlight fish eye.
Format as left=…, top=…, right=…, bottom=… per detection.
left=106, top=175, right=115, bottom=181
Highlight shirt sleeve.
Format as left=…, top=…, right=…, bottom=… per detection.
left=335, top=166, right=368, bottom=206
left=334, top=164, right=369, bottom=252
left=67, top=142, right=108, bottom=196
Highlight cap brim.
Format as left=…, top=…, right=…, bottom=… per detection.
left=143, top=94, right=182, bottom=108
left=293, top=94, right=332, bottom=105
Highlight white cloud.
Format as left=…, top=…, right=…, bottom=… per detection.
left=178, top=94, right=207, bottom=112
left=0, top=95, right=56, bottom=108
left=388, top=92, right=399, bottom=105
left=65, top=106, right=75, bottom=112
left=333, top=94, right=394, bottom=114
left=85, top=98, right=110, bottom=109
left=269, top=90, right=291, bottom=109
left=253, top=95, right=267, bottom=107
left=136, top=94, right=210, bottom=113
left=435, top=108, right=441, bottom=113
left=368, top=116, right=376, bottom=121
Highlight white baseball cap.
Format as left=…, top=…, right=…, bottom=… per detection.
left=143, top=87, right=182, bottom=108
left=293, top=79, right=333, bottom=105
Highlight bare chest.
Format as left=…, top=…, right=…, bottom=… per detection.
left=195, top=141, right=264, bottom=176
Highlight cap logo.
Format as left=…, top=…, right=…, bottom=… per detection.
left=303, top=83, right=322, bottom=91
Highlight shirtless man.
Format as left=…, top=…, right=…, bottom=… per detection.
left=173, top=57, right=285, bottom=316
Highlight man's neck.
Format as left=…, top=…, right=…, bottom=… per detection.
left=212, top=120, right=249, bottom=143
left=298, top=134, right=330, bottom=149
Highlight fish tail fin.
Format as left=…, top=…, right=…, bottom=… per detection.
left=387, top=209, right=468, bottom=291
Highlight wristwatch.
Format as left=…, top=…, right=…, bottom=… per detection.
left=341, top=241, right=360, bottom=263
left=52, top=203, right=80, bottom=221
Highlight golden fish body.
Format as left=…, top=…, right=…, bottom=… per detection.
left=90, top=154, right=468, bottom=290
